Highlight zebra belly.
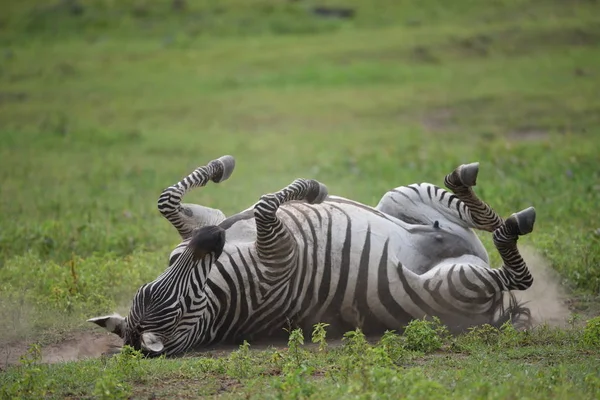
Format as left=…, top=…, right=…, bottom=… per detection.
left=396, top=226, right=489, bottom=275
left=277, top=201, right=492, bottom=333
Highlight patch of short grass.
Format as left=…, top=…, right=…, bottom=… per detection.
left=2, top=319, right=600, bottom=399
left=1, top=0, right=599, bottom=344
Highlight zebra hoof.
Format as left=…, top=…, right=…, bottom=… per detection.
left=306, top=180, right=328, bottom=204
left=210, top=155, right=236, bottom=183
left=458, top=162, right=479, bottom=187
left=508, top=206, right=536, bottom=235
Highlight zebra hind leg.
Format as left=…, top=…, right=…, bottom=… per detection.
left=158, top=155, right=236, bottom=240
left=493, top=206, right=536, bottom=291
left=444, top=162, right=503, bottom=232
left=253, top=179, right=328, bottom=267
left=491, top=206, right=536, bottom=329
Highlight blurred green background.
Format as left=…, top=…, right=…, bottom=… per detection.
left=0, top=0, right=599, bottom=342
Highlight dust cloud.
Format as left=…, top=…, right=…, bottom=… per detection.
left=0, top=332, right=122, bottom=369
left=511, top=245, right=572, bottom=327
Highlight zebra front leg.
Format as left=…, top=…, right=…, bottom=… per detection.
left=444, top=162, right=503, bottom=232
left=158, top=155, right=236, bottom=240
left=253, top=179, right=328, bottom=267
left=491, top=206, right=536, bottom=290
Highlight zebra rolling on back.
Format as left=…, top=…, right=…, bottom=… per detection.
left=89, top=155, right=536, bottom=356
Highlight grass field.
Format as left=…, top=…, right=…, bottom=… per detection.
left=1, top=0, right=599, bottom=398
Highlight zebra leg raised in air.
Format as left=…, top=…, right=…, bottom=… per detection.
left=376, top=163, right=505, bottom=235
left=397, top=205, right=536, bottom=330
left=443, top=163, right=536, bottom=290
left=492, top=206, right=536, bottom=290
left=489, top=206, right=536, bottom=327
left=253, top=179, right=328, bottom=268
left=157, top=155, right=236, bottom=240
left=444, top=162, right=503, bottom=232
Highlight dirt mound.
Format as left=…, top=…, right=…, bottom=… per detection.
left=1, top=331, right=122, bottom=369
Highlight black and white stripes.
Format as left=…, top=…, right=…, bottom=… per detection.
left=157, top=155, right=234, bottom=240
left=88, top=156, right=536, bottom=356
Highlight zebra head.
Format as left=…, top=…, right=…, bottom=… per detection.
left=88, top=225, right=226, bottom=356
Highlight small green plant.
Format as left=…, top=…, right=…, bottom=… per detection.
left=269, top=348, right=285, bottom=371
left=113, top=345, right=144, bottom=380
left=332, top=328, right=397, bottom=390
left=377, top=330, right=407, bottom=364
left=580, top=316, right=600, bottom=349
left=286, top=328, right=307, bottom=371
left=93, top=345, right=143, bottom=400
left=19, top=343, right=42, bottom=366
left=93, top=373, right=131, bottom=400
left=465, top=324, right=501, bottom=346
left=227, top=340, right=255, bottom=379
left=191, top=356, right=228, bottom=374
left=311, top=322, right=330, bottom=352
left=568, top=313, right=583, bottom=328
left=1, top=343, right=55, bottom=399
left=402, top=318, right=444, bottom=353
left=273, top=328, right=316, bottom=399
left=272, top=363, right=317, bottom=400
left=342, top=329, right=371, bottom=388
left=499, top=320, right=526, bottom=348
left=342, top=328, right=370, bottom=355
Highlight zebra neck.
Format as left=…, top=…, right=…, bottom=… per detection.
left=154, top=249, right=214, bottom=295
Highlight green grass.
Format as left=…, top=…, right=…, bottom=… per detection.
left=2, top=319, right=600, bottom=399
left=1, top=0, right=600, bottom=397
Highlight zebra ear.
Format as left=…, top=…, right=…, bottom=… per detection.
left=141, top=332, right=164, bottom=353
left=87, top=314, right=126, bottom=338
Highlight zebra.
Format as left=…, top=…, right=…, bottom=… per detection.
left=88, top=155, right=536, bottom=356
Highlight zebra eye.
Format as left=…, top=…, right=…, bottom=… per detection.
left=434, top=220, right=440, bottom=229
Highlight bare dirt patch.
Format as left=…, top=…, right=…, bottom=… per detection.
left=0, top=331, right=121, bottom=369
left=508, top=128, right=549, bottom=142
left=421, top=108, right=454, bottom=132
left=446, top=25, right=600, bottom=60
left=0, top=91, right=28, bottom=104
left=420, top=104, right=552, bottom=142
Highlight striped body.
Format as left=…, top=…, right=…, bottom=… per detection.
left=89, top=156, right=535, bottom=357
left=139, top=194, right=506, bottom=354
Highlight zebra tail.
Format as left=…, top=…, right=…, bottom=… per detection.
left=492, top=291, right=533, bottom=330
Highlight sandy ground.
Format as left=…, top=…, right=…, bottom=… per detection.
left=0, top=246, right=574, bottom=369
left=0, top=331, right=122, bottom=369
